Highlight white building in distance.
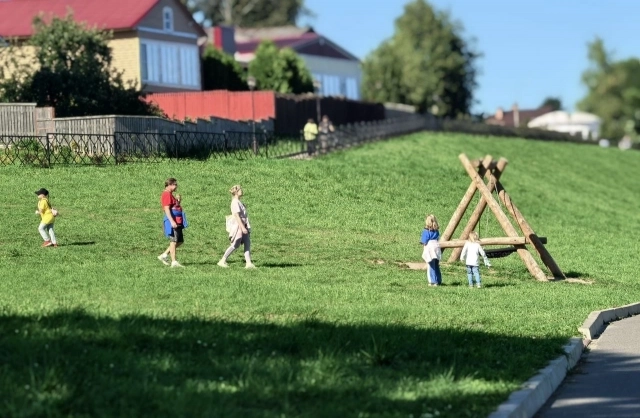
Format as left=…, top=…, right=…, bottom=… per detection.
left=527, top=111, right=602, bottom=140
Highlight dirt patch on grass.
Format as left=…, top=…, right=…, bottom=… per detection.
left=565, top=278, right=595, bottom=285
left=400, top=262, right=427, bottom=270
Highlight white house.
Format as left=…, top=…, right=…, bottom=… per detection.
left=207, top=26, right=362, bottom=100
left=527, top=111, right=602, bottom=140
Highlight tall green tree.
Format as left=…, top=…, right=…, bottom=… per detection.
left=577, top=37, right=640, bottom=139
left=541, top=97, right=562, bottom=111
left=202, top=45, right=247, bottom=90
left=362, top=0, right=479, bottom=117
left=182, top=0, right=312, bottom=27
left=248, top=41, right=313, bottom=94
left=0, top=14, right=160, bottom=117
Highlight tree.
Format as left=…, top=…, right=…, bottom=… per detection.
left=182, top=0, right=312, bottom=27
left=541, top=97, right=562, bottom=111
left=202, top=45, right=247, bottom=91
left=0, top=14, right=160, bottom=117
left=577, top=37, right=640, bottom=139
left=362, top=0, right=479, bottom=117
left=248, top=41, right=313, bottom=94
left=277, top=48, right=314, bottom=94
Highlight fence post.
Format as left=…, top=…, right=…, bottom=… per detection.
left=46, top=133, right=52, bottom=168
left=264, top=129, right=269, bottom=159
left=172, top=133, right=178, bottom=161
left=114, top=133, right=118, bottom=165
left=223, top=131, right=228, bottom=156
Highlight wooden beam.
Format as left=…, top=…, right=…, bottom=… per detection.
left=440, top=236, right=547, bottom=249
left=471, top=159, right=497, bottom=169
left=440, top=155, right=493, bottom=242
left=448, top=157, right=508, bottom=262
left=458, top=153, right=549, bottom=281
left=495, top=185, right=566, bottom=279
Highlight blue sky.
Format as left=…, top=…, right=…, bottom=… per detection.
left=301, top=0, right=639, bottom=115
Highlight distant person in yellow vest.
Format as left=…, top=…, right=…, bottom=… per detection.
left=303, top=118, right=318, bottom=156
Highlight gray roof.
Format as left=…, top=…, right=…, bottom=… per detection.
left=234, top=26, right=314, bottom=42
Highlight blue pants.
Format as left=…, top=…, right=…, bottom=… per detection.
left=427, top=259, right=442, bottom=285
left=466, top=265, right=481, bottom=286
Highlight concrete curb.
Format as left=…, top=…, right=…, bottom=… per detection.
left=487, top=301, right=640, bottom=418
left=577, top=302, right=640, bottom=340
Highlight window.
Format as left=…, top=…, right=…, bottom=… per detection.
left=311, top=74, right=359, bottom=99
left=339, top=77, right=347, bottom=96
left=346, top=78, right=359, bottom=100
left=163, top=7, right=174, bottom=32
left=140, top=40, right=200, bottom=88
left=322, top=75, right=340, bottom=96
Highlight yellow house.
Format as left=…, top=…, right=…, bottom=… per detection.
left=0, top=0, right=205, bottom=92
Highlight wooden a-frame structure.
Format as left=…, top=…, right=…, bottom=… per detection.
left=438, top=154, right=565, bottom=281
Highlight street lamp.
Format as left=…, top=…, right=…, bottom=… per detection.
left=247, top=75, right=257, bottom=154
left=313, top=78, right=322, bottom=123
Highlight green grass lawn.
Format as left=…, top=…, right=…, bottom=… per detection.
left=1, top=132, right=640, bottom=418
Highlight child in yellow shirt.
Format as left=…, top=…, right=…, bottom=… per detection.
left=35, top=188, right=57, bottom=247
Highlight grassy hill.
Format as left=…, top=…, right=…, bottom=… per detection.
left=1, top=132, right=639, bottom=417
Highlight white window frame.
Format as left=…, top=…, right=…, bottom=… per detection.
left=140, top=39, right=200, bottom=89
left=163, top=7, right=174, bottom=32
left=140, top=43, right=148, bottom=81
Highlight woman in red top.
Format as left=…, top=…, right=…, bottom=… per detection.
left=158, top=178, right=184, bottom=267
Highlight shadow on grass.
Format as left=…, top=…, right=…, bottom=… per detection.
left=186, top=261, right=220, bottom=266
left=0, top=310, right=567, bottom=418
left=258, top=262, right=303, bottom=268
left=564, top=271, right=589, bottom=279
left=65, top=241, right=96, bottom=246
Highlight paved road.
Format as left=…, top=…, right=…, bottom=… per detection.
left=536, top=314, right=640, bottom=418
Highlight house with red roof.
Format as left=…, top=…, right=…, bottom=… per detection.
left=208, top=26, right=362, bottom=100
left=0, top=0, right=206, bottom=92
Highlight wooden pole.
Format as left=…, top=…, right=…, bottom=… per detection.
left=495, top=185, right=566, bottom=279
left=458, top=154, right=549, bottom=281
left=439, top=236, right=547, bottom=248
left=440, top=155, right=493, bottom=242
left=448, top=157, right=508, bottom=262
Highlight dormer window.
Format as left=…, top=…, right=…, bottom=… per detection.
left=163, top=7, right=174, bottom=31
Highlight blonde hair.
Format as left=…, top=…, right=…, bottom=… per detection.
left=229, top=185, right=242, bottom=196
left=468, top=231, right=479, bottom=243
left=425, top=214, right=439, bottom=231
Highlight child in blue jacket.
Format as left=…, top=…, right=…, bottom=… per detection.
left=420, top=214, right=442, bottom=286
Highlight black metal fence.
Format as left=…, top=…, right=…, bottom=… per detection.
left=0, top=131, right=305, bottom=166
left=306, top=115, right=436, bottom=156
left=0, top=116, right=434, bottom=167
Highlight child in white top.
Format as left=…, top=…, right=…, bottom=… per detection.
left=460, top=231, right=491, bottom=288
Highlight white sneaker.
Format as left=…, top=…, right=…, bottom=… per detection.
left=245, top=263, right=256, bottom=269
left=158, top=254, right=170, bottom=266
left=171, top=261, right=184, bottom=268
left=217, top=260, right=228, bottom=268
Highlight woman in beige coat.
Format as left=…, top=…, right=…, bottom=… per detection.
left=217, top=185, right=255, bottom=268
